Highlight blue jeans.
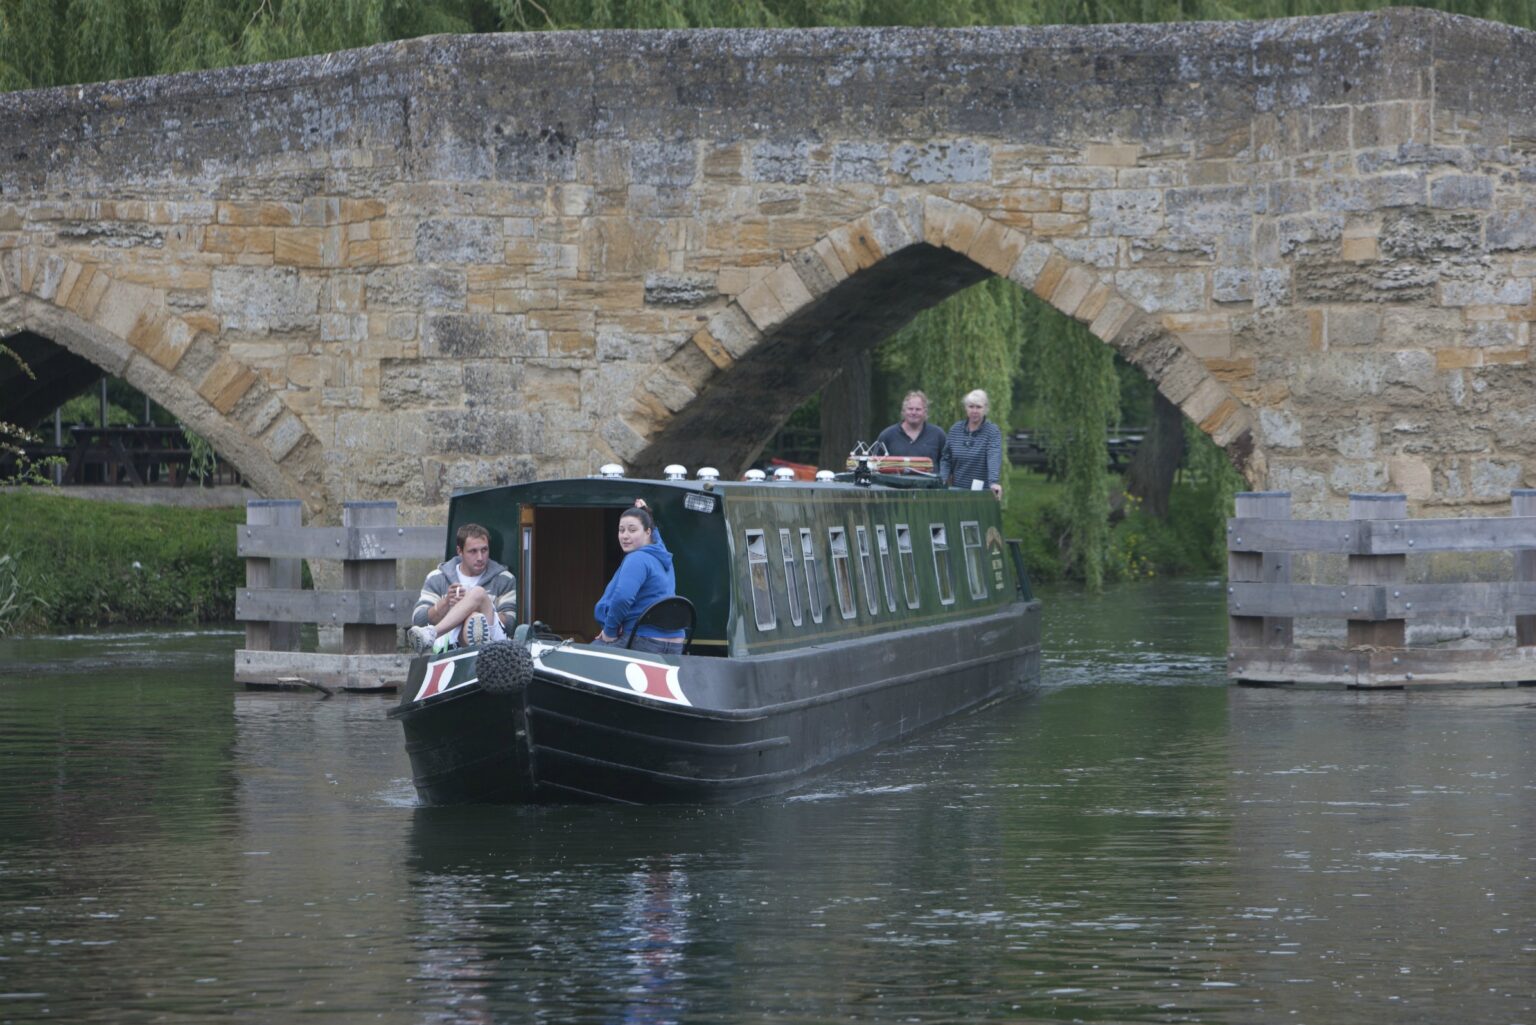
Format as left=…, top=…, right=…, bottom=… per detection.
left=596, top=635, right=685, bottom=655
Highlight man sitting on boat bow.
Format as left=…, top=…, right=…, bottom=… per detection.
left=408, top=523, right=517, bottom=654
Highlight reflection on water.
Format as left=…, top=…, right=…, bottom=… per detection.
left=1, top=582, right=1533, bottom=1023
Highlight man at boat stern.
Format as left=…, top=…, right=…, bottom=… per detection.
left=874, top=390, right=948, bottom=470
left=408, top=523, right=517, bottom=654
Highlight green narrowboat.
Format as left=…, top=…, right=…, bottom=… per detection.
left=388, top=469, right=1042, bottom=804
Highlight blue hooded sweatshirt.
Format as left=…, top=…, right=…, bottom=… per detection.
left=594, top=527, right=680, bottom=641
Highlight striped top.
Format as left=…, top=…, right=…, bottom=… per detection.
left=938, top=419, right=1003, bottom=489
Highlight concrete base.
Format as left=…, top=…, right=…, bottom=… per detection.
left=235, top=648, right=410, bottom=693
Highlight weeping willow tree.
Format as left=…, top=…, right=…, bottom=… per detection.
left=878, top=281, right=1118, bottom=587
left=877, top=276, right=1023, bottom=467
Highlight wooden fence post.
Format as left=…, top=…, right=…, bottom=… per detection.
left=1229, top=492, right=1292, bottom=668
left=1515, top=489, right=1536, bottom=647
left=343, top=501, right=400, bottom=656
left=244, top=499, right=301, bottom=653
left=1347, top=493, right=1407, bottom=655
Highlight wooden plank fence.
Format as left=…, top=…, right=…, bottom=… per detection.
left=234, top=499, right=443, bottom=692
left=1228, top=489, right=1536, bottom=689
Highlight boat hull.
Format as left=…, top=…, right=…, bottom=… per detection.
left=390, top=599, right=1041, bottom=805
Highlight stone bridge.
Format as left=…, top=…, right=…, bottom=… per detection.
left=4, top=8, right=1536, bottom=521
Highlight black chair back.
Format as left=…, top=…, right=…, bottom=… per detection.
left=627, top=596, right=696, bottom=654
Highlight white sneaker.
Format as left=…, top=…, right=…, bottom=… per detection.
left=408, top=624, right=437, bottom=654
left=462, top=613, right=490, bottom=648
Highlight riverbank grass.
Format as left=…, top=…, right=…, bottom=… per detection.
left=0, top=491, right=244, bottom=634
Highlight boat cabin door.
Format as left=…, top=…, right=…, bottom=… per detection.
left=521, top=504, right=630, bottom=643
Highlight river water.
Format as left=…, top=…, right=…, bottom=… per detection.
left=0, top=579, right=1532, bottom=1024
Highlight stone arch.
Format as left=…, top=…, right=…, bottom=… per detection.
left=615, top=197, right=1261, bottom=480
left=1, top=249, right=325, bottom=509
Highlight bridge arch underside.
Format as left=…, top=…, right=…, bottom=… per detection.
left=7, top=8, right=1536, bottom=520
left=1, top=294, right=321, bottom=503
left=634, top=243, right=991, bottom=477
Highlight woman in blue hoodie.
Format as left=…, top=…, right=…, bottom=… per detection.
left=594, top=502, right=684, bottom=654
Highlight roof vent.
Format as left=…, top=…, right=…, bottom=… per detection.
left=663, top=464, right=687, bottom=481
left=598, top=463, right=625, bottom=479
left=696, top=467, right=720, bottom=481
left=772, top=467, right=797, bottom=482
left=743, top=469, right=767, bottom=482
left=815, top=470, right=836, bottom=482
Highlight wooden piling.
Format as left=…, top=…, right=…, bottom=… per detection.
left=243, top=500, right=301, bottom=654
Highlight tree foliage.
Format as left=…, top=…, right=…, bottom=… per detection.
left=7, top=0, right=1531, bottom=90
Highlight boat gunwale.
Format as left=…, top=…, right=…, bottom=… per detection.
left=390, top=599, right=1040, bottom=722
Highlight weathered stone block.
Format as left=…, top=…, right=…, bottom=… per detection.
left=1316, top=173, right=1424, bottom=212
left=198, top=356, right=258, bottom=415
left=1088, top=189, right=1162, bottom=236
left=1388, top=455, right=1433, bottom=499
left=1440, top=276, right=1532, bottom=307
left=1428, top=174, right=1493, bottom=209
left=1487, top=210, right=1536, bottom=251
left=1053, top=238, right=1118, bottom=269
left=426, top=409, right=542, bottom=457
left=1115, top=269, right=1205, bottom=313
left=643, top=273, right=716, bottom=307
left=1260, top=407, right=1303, bottom=448
left=891, top=140, right=990, bottom=184
left=1084, top=143, right=1140, bottom=167
left=1049, top=265, right=1097, bottom=317
left=211, top=266, right=321, bottom=330
left=923, top=196, right=985, bottom=253
left=415, top=218, right=501, bottom=264
left=1212, top=268, right=1252, bottom=303
left=752, top=141, right=810, bottom=184
left=263, top=412, right=308, bottom=462
left=424, top=313, right=545, bottom=358
left=630, top=141, right=696, bottom=187
left=830, top=142, right=886, bottom=182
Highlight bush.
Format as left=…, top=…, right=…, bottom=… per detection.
left=1002, top=465, right=1232, bottom=586
left=0, top=492, right=245, bottom=634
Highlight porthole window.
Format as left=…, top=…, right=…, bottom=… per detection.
left=828, top=527, right=858, bottom=620
left=855, top=526, right=879, bottom=616
left=745, top=529, right=776, bottom=631
left=895, top=524, right=921, bottom=610
left=875, top=525, right=897, bottom=612
left=800, top=528, right=825, bottom=623
left=779, top=528, right=803, bottom=627
left=961, top=520, right=988, bottom=600
left=930, top=524, right=955, bottom=606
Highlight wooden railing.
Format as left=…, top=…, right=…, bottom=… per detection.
left=1228, top=490, right=1536, bottom=689
left=234, top=499, right=443, bottom=692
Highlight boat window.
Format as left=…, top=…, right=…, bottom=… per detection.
left=961, top=520, right=988, bottom=600
left=745, top=530, right=776, bottom=631
left=895, top=524, right=921, bottom=610
left=828, top=528, right=858, bottom=620
left=874, top=525, right=897, bottom=612
left=799, top=528, right=825, bottom=623
left=855, top=526, right=879, bottom=616
left=778, top=528, right=803, bottom=627
left=930, top=524, right=956, bottom=605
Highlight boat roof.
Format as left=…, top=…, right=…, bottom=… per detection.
left=450, top=470, right=949, bottom=502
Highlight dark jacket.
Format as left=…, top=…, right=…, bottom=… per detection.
left=874, top=422, right=947, bottom=467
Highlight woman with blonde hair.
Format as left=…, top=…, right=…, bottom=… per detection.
left=938, top=389, right=1004, bottom=499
